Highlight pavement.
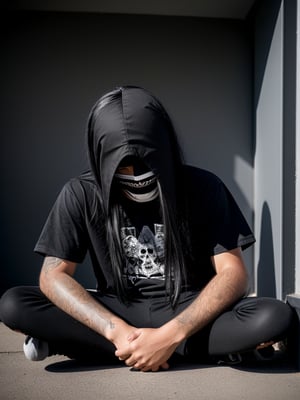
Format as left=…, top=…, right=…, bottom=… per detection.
left=0, top=323, right=300, bottom=400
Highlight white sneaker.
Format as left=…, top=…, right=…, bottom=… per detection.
left=23, top=336, right=49, bottom=361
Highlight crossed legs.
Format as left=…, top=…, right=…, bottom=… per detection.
left=0, top=286, right=294, bottom=362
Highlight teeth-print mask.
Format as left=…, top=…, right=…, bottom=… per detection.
left=115, top=171, right=158, bottom=203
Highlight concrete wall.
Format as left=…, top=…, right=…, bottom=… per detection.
left=254, top=0, right=297, bottom=300
left=253, top=0, right=299, bottom=368
left=0, top=10, right=254, bottom=294
left=253, top=0, right=284, bottom=299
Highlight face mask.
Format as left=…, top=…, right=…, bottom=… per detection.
left=114, top=170, right=158, bottom=203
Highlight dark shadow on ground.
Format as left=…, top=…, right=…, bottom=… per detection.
left=229, top=352, right=298, bottom=374
left=45, top=352, right=297, bottom=374
left=45, top=358, right=214, bottom=373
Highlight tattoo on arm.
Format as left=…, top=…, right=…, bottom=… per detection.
left=42, top=257, right=63, bottom=275
left=40, top=256, right=118, bottom=338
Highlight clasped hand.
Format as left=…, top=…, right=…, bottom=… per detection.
left=115, top=326, right=179, bottom=372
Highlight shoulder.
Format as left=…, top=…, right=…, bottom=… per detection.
left=182, top=165, right=223, bottom=194
left=181, top=165, right=229, bottom=217
left=63, top=171, right=98, bottom=198
left=58, top=171, right=101, bottom=214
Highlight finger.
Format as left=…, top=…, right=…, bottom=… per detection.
left=131, top=363, right=145, bottom=371
left=140, top=363, right=169, bottom=372
left=160, top=362, right=170, bottom=370
left=125, top=357, right=137, bottom=367
left=140, top=365, right=159, bottom=372
left=120, top=357, right=131, bottom=362
left=127, top=360, right=138, bottom=368
left=115, top=349, right=130, bottom=358
left=115, top=352, right=130, bottom=361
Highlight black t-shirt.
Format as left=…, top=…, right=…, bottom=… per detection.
left=34, top=166, right=255, bottom=295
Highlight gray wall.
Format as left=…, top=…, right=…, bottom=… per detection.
left=254, top=0, right=284, bottom=299
left=0, top=10, right=254, bottom=294
left=254, top=0, right=297, bottom=299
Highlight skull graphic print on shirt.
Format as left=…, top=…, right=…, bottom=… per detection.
left=121, top=224, right=165, bottom=284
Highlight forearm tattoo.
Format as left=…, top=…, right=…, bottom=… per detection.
left=42, top=256, right=63, bottom=274
left=41, top=256, right=116, bottom=337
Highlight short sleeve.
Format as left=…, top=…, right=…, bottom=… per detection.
left=211, top=181, right=255, bottom=255
left=34, top=181, right=89, bottom=263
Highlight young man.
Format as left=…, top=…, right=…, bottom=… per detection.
left=0, top=86, right=293, bottom=371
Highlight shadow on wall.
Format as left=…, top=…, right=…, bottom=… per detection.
left=253, top=0, right=297, bottom=298
left=257, top=202, right=276, bottom=297
left=252, top=0, right=282, bottom=299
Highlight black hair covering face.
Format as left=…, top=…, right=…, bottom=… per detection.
left=86, top=86, right=187, bottom=307
left=87, top=86, right=180, bottom=215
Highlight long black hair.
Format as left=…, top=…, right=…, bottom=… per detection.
left=87, top=86, right=190, bottom=307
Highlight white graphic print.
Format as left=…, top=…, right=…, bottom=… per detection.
left=121, top=224, right=165, bottom=283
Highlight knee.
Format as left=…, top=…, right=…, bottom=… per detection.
left=0, top=287, right=27, bottom=330
left=238, top=297, right=294, bottom=340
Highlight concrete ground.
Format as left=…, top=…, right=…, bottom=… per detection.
left=0, top=323, right=299, bottom=400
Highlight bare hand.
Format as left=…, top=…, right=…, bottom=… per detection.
left=115, top=325, right=182, bottom=372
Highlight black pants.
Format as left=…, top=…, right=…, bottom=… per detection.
left=0, top=286, right=294, bottom=362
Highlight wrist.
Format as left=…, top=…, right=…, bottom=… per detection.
left=104, top=317, right=134, bottom=347
left=103, top=317, right=124, bottom=343
left=161, top=319, right=187, bottom=345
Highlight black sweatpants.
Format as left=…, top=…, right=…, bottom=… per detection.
left=0, top=286, right=294, bottom=362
